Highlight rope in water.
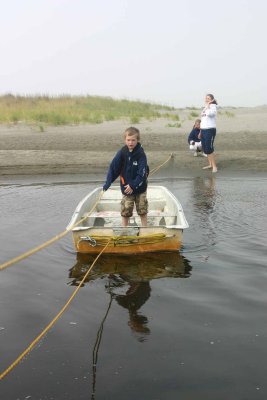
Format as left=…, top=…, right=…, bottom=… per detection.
left=0, top=239, right=111, bottom=381
left=0, top=191, right=104, bottom=271
left=0, top=153, right=174, bottom=380
left=0, top=153, right=173, bottom=271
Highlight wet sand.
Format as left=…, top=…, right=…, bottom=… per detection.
left=0, top=106, right=267, bottom=175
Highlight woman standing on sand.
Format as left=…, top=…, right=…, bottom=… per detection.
left=200, top=94, right=218, bottom=173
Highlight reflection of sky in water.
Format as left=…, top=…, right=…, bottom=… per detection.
left=1, top=176, right=267, bottom=400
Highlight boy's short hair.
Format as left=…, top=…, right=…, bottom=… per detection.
left=124, top=126, right=140, bottom=141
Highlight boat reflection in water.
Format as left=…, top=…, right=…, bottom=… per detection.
left=69, top=252, right=192, bottom=339
left=69, top=252, right=191, bottom=285
left=69, top=252, right=192, bottom=399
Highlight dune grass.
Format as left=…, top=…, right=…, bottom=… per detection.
left=0, top=94, right=175, bottom=126
left=165, top=122, right=181, bottom=128
left=218, top=110, right=235, bottom=118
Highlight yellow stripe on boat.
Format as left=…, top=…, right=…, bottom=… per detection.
left=78, top=233, right=167, bottom=249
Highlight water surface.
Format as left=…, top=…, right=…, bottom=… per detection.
left=0, top=174, right=267, bottom=400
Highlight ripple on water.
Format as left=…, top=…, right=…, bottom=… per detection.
left=1, top=176, right=267, bottom=400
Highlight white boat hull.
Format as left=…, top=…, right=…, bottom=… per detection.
left=67, top=186, right=188, bottom=254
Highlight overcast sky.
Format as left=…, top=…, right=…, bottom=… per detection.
left=0, top=0, right=266, bottom=107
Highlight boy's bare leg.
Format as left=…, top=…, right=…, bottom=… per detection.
left=122, top=216, right=129, bottom=226
left=140, top=214, right=147, bottom=226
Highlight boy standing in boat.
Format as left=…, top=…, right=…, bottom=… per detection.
left=103, top=127, right=148, bottom=227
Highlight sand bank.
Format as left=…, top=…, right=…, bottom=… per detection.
left=0, top=107, right=267, bottom=175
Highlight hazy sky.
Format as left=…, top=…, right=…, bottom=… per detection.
left=1, top=0, right=266, bottom=107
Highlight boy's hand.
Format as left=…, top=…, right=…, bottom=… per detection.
left=124, top=184, right=133, bottom=194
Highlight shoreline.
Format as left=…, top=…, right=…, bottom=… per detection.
left=1, top=163, right=266, bottom=186
left=0, top=108, right=267, bottom=176
left=1, top=148, right=266, bottom=176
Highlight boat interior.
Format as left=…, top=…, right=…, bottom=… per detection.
left=81, top=196, right=178, bottom=228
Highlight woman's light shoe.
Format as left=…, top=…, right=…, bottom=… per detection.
left=212, top=167, right=218, bottom=173
left=202, top=165, right=212, bottom=170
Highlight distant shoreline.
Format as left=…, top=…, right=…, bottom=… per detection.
left=0, top=107, right=267, bottom=176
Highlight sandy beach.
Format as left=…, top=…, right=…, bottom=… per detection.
left=0, top=106, right=267, bottom=176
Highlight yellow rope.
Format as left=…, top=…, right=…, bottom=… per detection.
left=0, top=153, right=174, bottom=380
left=78, top=233, right=167, bottom=249
left=149, top=153, right=174, bottom=176
left=0, top=191, right=104, bottom=271
left=0, top=153, right=173, bottom=271
left=0, top=239, right=111, bottom=381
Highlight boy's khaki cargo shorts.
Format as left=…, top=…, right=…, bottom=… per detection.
left=121, top=192, right=148, bottom=217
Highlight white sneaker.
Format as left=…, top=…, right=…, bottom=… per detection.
left=202, top=152, right=208, bottom=157
left=212, top=167, right=218, bottom=173
left=194, top=151, right=198, bottom=157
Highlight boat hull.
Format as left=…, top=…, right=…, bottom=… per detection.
left=68, top=186, right=188, bottom=254
left=72, top=227, right=183, bottom=254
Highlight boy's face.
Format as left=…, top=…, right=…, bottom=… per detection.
left=125, top=134, right=138, bottom=151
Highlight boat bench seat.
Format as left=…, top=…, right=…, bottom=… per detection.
left=96, top=199, right=166, bottom=212
left=86, top=209, right=166, bottom=218
left=81, top=198, right=175, bottom=226
left=81, top=208, right=176, bottom=226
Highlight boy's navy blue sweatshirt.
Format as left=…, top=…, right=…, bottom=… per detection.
left=188, top=128, right=201, bottom=144
left=103, top=143, right=148, bottom=195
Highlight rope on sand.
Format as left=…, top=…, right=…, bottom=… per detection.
left=149, top=153, right=174, bottom=176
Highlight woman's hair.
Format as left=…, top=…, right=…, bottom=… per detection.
left=194, top=119, right=201, bottom=128
left=124, top=126, right=140, bottom=140
left=207, top=94, right=218, bottom=105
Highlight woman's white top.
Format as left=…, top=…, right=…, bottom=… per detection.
left=200, top=104, right=217, bottom=129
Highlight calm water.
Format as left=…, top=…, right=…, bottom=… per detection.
left=0, top=174, right=267, bottom=400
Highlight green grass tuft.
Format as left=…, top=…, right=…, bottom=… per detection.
left=166, top=122, right=181, bottom=128
left=189, top=111, right=199, bottom=118
left=130, top=115, right=140, bottom=124
left=225, top=111, right=235, bottom=118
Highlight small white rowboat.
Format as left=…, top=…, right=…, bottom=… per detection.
left=67, top=185, right=189, bottom=254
